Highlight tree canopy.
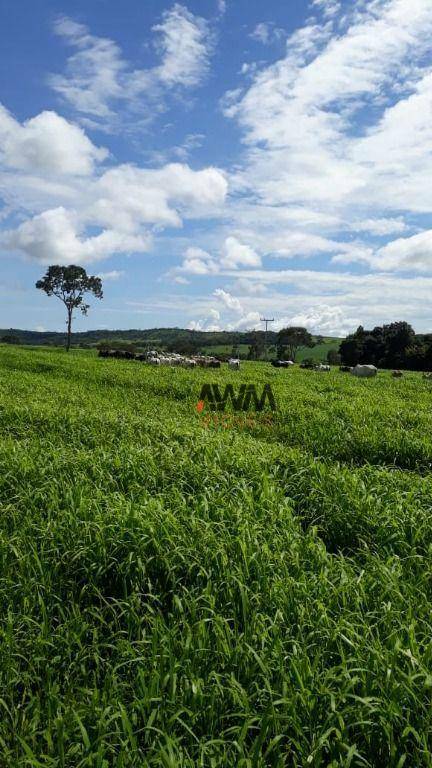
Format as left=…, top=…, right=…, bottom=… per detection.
left=276, top=327, right=314, bottom=361
left=339, top=322, right=418, bottom=368
left=36, top=265, right=103, bottom=351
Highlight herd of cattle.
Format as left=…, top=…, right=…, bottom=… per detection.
left=98, top=349, right=243, bottom=369
left=98, top=349, right=428, bottom=377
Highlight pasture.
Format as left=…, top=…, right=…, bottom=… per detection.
left=1, top=346, right=432, bottom=766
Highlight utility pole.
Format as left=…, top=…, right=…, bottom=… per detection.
left=260, top=317, right=274, bottom=360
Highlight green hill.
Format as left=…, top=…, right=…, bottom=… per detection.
left=0, top=327, right=342, bottom=361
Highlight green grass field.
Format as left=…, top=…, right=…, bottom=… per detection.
left=202, top=338, right=342, bottom=361
left=1, top=346, right=432, bottom=766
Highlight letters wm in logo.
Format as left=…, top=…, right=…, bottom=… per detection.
left=197, top=383, right=276, bottom=412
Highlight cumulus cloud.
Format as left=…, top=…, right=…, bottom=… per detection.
left=213, top=288, right=243, bottom=313
left=174, top=234, right=260, bottom=277
left=334, top=229, right=432, bottom=273
left=220, top=236, right=261, bottom=268
left=0, top=105, right=107, bottom=175
left=50, top=6, right=213, bottom=130
left=188, top=306, right=221, bottom=331
left=0, top=107, right=228, bottom=268
left=90, top=163, right=227, bottom=232
left=2, top=207, right=150, bottom=265
left=180, top=246, right=219, bottom=275
left=284, top=305, right=355, bottom=336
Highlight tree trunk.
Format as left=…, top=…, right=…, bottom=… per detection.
left=66, top=309, right=72, bottom=352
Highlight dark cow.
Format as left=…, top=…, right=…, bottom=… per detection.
left=339, top=365, right=352, bottom=372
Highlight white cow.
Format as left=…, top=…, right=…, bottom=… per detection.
left=228, top=358, right=240, bottom=370
left=351, top=364, right=377, bottom=378
left=315, top=364, right=331, bottom=372
left=148, top=356, right=160, bottom=365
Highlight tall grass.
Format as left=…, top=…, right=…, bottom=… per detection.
left=1, top=346, right=432, bottom=765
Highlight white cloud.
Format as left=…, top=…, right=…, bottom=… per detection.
left=335, top=229, right=432, bottom=272
left=220, top=236, right=261, bottom=268
left=1, top=154, right=227, bottom=265
left=213, top=288, right=243, bottom=313
left=350, top=218, right=408, bottom=236
left=231, top=277, right=267, bottom=295
left=153, top=4, right=212, bottom=88
left=284, top=304, right=354, bottom=335
left=188, top=306, right=221, bottom=332
left=224, top=0, right=432, bottom=250
left=91, top=163, right=227, bottom=232
left=0, top=105, right=107, bottom=175
left=175, top=234, right=260, bottom=277
left=2, top=207, right=150, bottom=265
left=180, top=246, right=219, bottom=275
left=311, top=0, right=341, bottom=20
left=97, top=270, right=125, bottom=281
left=226, top=311, right=262, bottom=331
left=50, top=7, right=213, bottom=130
left=249, top=23, right=285, bottom=45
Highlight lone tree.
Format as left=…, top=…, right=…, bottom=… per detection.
left=276, top=326, right=314, bottom=361
left=36, top=265, right=103, bottom=352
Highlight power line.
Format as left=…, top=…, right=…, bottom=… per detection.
left=260, top=317, right=274, bottom=360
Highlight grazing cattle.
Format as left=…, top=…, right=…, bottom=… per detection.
left=194, top=357, right=208, bottom=367
left=339, top=365, right=352, bottom=372
left=207, top=359, right=221, bottom=368
left=271, top=360, right=294, bottom=368
left=183, top=359, right=197, bottom=368
left=392, top=370, right=403, bottom=378
left=351, top=364, right=377, bottom=378
left=315, top=364, right=331, bottom=372
left=228, top=358, right=240, bottom=370
left=148, top=356, right=160, bottom=365
left=300, top=361, right=314, bottom=369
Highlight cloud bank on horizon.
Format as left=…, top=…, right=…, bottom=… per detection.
left=1, top=0, right=432, bottom=335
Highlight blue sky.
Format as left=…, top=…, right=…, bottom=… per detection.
left=1, top=0, right=432, bottom=336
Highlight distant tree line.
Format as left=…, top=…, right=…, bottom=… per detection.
left=339, top=322, right=432, bottom=370
left=0, top=326, right=280, bottom=350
